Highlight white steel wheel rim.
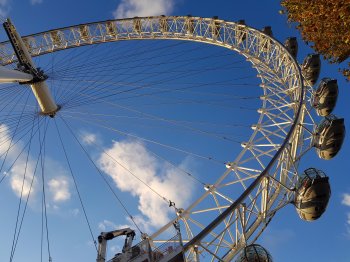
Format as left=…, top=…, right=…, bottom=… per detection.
left=0, top=16, right=305, bottom=261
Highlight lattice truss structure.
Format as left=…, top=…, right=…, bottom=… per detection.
left=0, top=16, right=318, bottom=261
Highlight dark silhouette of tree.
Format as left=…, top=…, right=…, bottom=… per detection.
left=281, top=0, right=350, bottom=81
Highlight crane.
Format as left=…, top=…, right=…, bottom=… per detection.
left=96, top=228, right=135, bottom=262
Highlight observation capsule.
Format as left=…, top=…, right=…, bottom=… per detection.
left=133, top=17, right=142, bottom=33
left=313, top=114, right=345, bottom=160
left=260, top=26, right=273, bottom=51
left=159, top=15, right=169, bottom=33
left=261, top=26, right=273, bottom=36
left=302, top=54, right=321, bottom=86
left=106, top=21, right=117, bottom=36
left=211, top=16, right=221, bottom=39
left=235, top=244, right=273, bottom=262
left=313, top=78, right=339, bottom=116
left=284, top=37, right=298, bottom=58
left=50, top=31, right=63, bottom=46
left=79, top=25, right=90, bottom=41
left=295, top=168, right=331, bottom=221
left=185, top=15, right=194, bottom=34
left=237, top=20, right=247, bottom=41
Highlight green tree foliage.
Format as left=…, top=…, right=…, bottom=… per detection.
left=281, top=0, right=350, bottom=80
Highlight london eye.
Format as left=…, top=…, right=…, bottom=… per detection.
left=0, top=14, right=345, bottom=262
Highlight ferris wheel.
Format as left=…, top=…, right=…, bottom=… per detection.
left=0, top=16, right=345, bottom=262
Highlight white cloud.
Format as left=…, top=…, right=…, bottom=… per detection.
left=70, top=208, right=80, bottom=217
left=80, top=131, right=102, bottom=146
left=30, top=0, right=43, bottom=5
left=0, top=124, right=36, bottom=199
left=0, top=124, right=72, bottom=207
left=9, top=162, right=36, bottom=198
left=81, top=132, right=98, bottom=145
left=0, top=124, right=19, bottom=157
left=0, top=0, right=10, bottom=17
left=113, top=0, right=175, bottom=19
left=48, top=176, right=71, bottom=202
left=98, top=140, right=194, bottom=229
left=98, top=219, right=122, bottom=232
left=342, top=193, right=350, bottom=207
left=342, top=194, right=350, bottom=237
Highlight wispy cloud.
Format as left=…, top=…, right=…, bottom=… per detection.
left=30, top=0, right=43, bottom=5
left=0, top=124, right=36, bottom=199
left=70, top=208, right=80, bottom=217
left=0, top=124, right=72, bottom=206
left=8, top=162, right=36, bottom=199
left=113, top=0, right=175, bottom=19
left=48, top=176, right=71, bottom=202
left=81, top=131, right=102, bottom=147
left=82, top=132, right=98, bottom=145
left=342, top=193, right=350, bottom=237
left=0, top=0, right=10, bottom=17
left=98, top=219, right=124, bottom=232
left=98, top=139, right=195, bottom=230
left=342, top=193, right=350, bottom=207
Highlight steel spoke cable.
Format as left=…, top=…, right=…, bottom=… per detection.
left=50, top=37, right=162, bottom=72
left=50, top=56, right=245, bottom=85
left=42, top=41, right=107, bottom=107
left=47, top=78, right=259, bottom=90
left=9, top=112, right=36, bottom=262
left=59, top=115, right=144, bottom=234
left=12, top=117, right=50, bottom=261
left=59, top=110, right=252, bottom=129
left=59, top=89, right=247, bottom=144
left=62, top=114, right=207, bottom=187
left=58, top=109, right=252, bottom=141
left=60, top=73, right=257, bottom=110
left=0, top=116, right=40, bottom=159
left=51, top=41, right=239, bottom=107
left=62, top=114, right=226, bottom=165
left=51, top=40, right=195, bottom=76
left=39, top=38, right=102, bottom=73
left=0, top=91, right=31, bottom=178
left=47, top=40, right=185, bottom=103
left=0, top=116, right=34, bottom=133
left=63, top=106, right=244, bottom=144
left=39, top=118, right=52, bottom=262
left=42, top=30, right=151, bottom=74
left=115, top=84, right=259, bottom=102
left=57, top=116, right=177, bottom=208
left=51, top=40, right=192, bottom=74
left=132, top=95, right=258, bottom=111
left=54, top=61, right=246, bottom=80
left=51, top=49, right=245, bottom=78
left=143, top=144, right=207, bottom=187
left=60, top=70, right=255, bottom=110
left=0, top=87, right=28, bottom=115
left=54, top=78, right=259, bottom=103
left=0, top=116, right=45, bottom=185
left=54, top=119, right=98, bottom=252
left=51, top=74, right=258, bottom=110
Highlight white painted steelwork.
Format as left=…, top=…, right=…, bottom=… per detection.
left=3, top=19, right=58, bottom=116
left=0, top=65, right=33, bottom=83
left=0, top=16, right=315, bottom=261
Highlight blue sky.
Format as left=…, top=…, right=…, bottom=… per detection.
left=0, top=0, right=349, bottom=261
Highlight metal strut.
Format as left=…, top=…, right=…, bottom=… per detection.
left=3, top=18, right=59, bottom=117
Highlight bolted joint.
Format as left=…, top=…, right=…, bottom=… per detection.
left=19, top=66, right=48, bottom=85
